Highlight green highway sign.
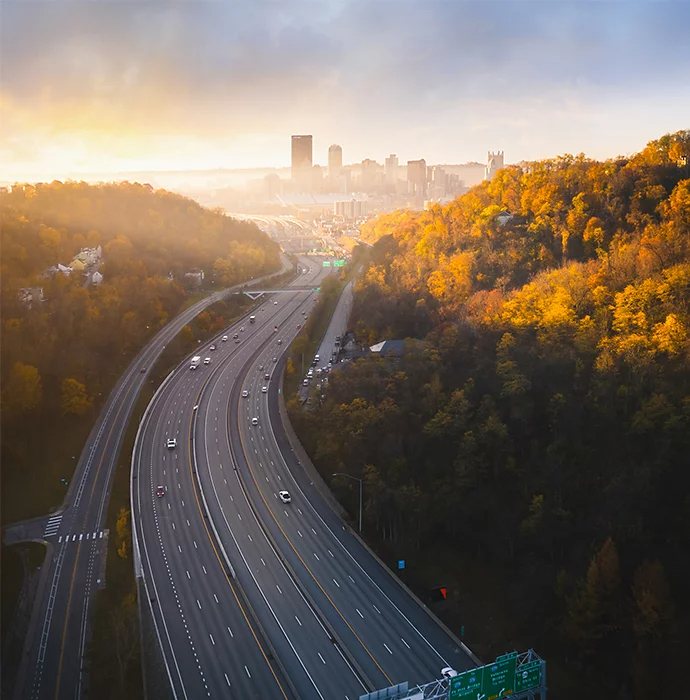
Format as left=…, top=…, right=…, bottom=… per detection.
left=515, top=661, right=541, bottom=692
left=322, top=261, right=331, bottom=267
left=449, top=669, right=482, bottom=699
left=333, top=259, right=345, bottom=267
left=482, top=654, right=517, bottom=699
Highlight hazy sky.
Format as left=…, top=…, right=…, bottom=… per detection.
left=1, top=0, right=688, bottom=181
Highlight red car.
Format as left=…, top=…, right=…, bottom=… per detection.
left=296, top=324, right=301, bottom=329
left=156, top=485, right=165, bottom=498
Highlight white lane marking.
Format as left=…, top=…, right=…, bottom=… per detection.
left=373, top=604, right=381, bottom=614
left=311, top=527, right=317, bottom=535
left=333, top=579, right=340, bottom=588
left=295, top=616, right=302, bottom=626
left=186, top=571, right=191, bottom=579
left=384, top=643, right=393, bottom=654
left=202, top=566, right=207, bottom=574
left=224, top=673, right=231, bottom=687
left=356, top=608, right=364, bottom=618
left=314, top=552, right=320, bottom=561
left=401, top=638, right=410, bottom=649
left=261, top=558, right=266, bottom=566
left=167, top=503, right=171, bottom=510
left=227, top=626, right=233, bottom=638
left=214, top=594, right=219, bottom=603
left=276, top=585, right=282, bottom=594
left=318, top=652, right=326, bottom=664
left=196, top=600, right=202, bottom=609
left=284, top=510, right=289, bottom=517
left=181, top=500, right=185, bottom=507
left=210, top=634, right=215, bottom=646
left=178, top=545, right=182, bottom=553
left=248, top=534, right=253, bottom=542
left=297, top=530, right=303, bottom=537
left=328, top=550, right=334, bottom=558
left=245, top=666, right=251, bottom=678
left=194, top=541, right=198, bottom=549
left=187, top=519, right=190, bottom=527
left=238, top=513, right=242, bottom=520
left=298, top=508, right=303, bottom=515
left=349, top=576, right=355, bottom=584
left=172, top=523, right=175, bottom=530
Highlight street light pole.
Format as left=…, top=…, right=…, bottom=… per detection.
left=332, top=472, right=363, bottom=533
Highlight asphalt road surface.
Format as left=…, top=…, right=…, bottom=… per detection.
left=9, top=257, right=293, bottom=700
left=134, top=257, right=478, bottom=699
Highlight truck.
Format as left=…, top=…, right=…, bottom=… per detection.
left=190, top=355, right=201, bottom=370
left=249, top=315, right=256, bottom=324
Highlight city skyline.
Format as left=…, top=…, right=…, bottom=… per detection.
left=2, top=1, right=688, bottom=182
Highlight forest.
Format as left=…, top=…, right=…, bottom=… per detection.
left=0, top=181, right=280, bottom=523
left=288, top=131, right=690, bottom=698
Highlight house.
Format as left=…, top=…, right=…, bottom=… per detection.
left=18, top=287, right=44, bottom=307
left=79, top=246, right=102, bottom=266
left=88, top=271, right=104, bottom=285
left=69, top=258, right=86, bottom=272
left=496, top=210, right=515, bottom=226
left=369, top=339, right=409, bottom=356
left=41, top=263, right=72, bottom=278
left=184, top=269, right=205, bottom=287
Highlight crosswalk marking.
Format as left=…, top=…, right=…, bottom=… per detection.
left=44, top=515, right=62, bottom=537
left=51, top=530, right=107, bottom=543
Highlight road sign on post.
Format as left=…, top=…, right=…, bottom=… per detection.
left=449, top=668, right=482, bottom=699
left=481, top=653, right=517, bottom=699
left=322, top=261, right=331, bottom=267
left=334, top=259, right=345, bottom=267
left=515, top=660, right=541, bottom=691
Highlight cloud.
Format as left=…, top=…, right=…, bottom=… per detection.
left=1, top=0, right=688, bottom=174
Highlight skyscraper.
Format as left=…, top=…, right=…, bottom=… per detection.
left=407, top=159, right=427, bottom=197
left=291, top=135, right=313, bottom=191
left=360, top=159, right=378, bottom=191
left=328, top=144, right=342, bottom=181
left=385, top=154, right=398, bottom=185
left=484, top=151, right=504, bottom=181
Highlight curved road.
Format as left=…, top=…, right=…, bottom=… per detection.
left=10, top=256, right=292, bottom=700
left=134, top=255, right=477, bottom=698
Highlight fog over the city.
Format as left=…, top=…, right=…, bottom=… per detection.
left=1, top=0, right=688, bottom=180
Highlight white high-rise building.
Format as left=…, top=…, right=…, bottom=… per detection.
left=385, top=154, right=398, bottom=185
left=484, top=151, right=504, bottom=181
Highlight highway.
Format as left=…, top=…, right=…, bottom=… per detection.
left=9, top=256, right=293, bottom=700
left=132, top=259, right=369, bottom=699
left=134, top=256, right=477, bottom=698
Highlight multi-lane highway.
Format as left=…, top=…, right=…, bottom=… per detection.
left=9, top=257, right=293, bottom=700
left=133, top=256, right=477, bottom=698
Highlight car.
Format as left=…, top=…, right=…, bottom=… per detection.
left=190, top=364, right=197, bottom=370
left=251, top=417, right=259, bottom=425
left=167, top=438, right=177, bottom=449
left=233, top=334, right=239, bottom=339
left=328, top=359, right=333, bottom=365
left=210, top=344, right=216, bottom=351
left=235, top=339, right=240, bottom=344
left=242, top=390, right=249, bottom=398
left=296, top=324, right=301, bottom=329
left=335, top=335, right=342, bottom=342
left=273, top=357, right=278, bottom=363
left=441, top=668, right=459, bottom=679
left=262, top=386, right=268, bottom=393
left=203, top=357, right=211, bottom=365
left=222, top=335, right=228, bottom=342
left=240, top=327, right=245, bottom=332
left=264, top=373, right=270, bottom=380
left=277, top=339, right=282, bottom=345
left=274, top=326, right=278, bottom=333
left=303, top=379, right=309, bottom=386
left=307, top=369, right=314, bottom=377
left=278, top=490, right=291, bottom=504
left=259, top=365, right=264, bottom=370
left=274, top=301, right=278, bottom=305
left=156, top=485, right=165, bottom=498
left=315, top=354, right=320, bottom=362
left=140, top=367, right=146, bottom=373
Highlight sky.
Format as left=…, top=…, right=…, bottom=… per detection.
left=1, top=0, right=689, bottom=182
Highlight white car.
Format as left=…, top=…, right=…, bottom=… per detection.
left=242, top=390, right=249, bottom=398
left=274, top=301, right=278, bottom=305
left=278, top=490, right=291, bottom=504
left=167, top=438, right=177, bottom=449
left=222, top=335, right=228, bottom=342
left=203, top=357, right=211, bottom=365
left=303, top=379, right=309, bottom=386
left=441, top=667, right=459, bottom=679
left=262, top=386, right=268, bottom=393
left=251, top=417, right=259, bottom=426
left=240, top=327, right=245, bottom=332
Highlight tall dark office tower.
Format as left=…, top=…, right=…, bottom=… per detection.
left=291, top=135, right=313, bottom=192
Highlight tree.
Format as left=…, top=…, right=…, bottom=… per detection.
left=61, top=378, right=92, bottom=416
left=116, top=507, right=131, bottom=559
left=2, top=362, right=42, bottom=415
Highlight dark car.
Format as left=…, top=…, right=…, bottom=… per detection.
left=156, top=485, right=165, bottom=498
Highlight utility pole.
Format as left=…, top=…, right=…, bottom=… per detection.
left=332, top=473, right=363, bottom=533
